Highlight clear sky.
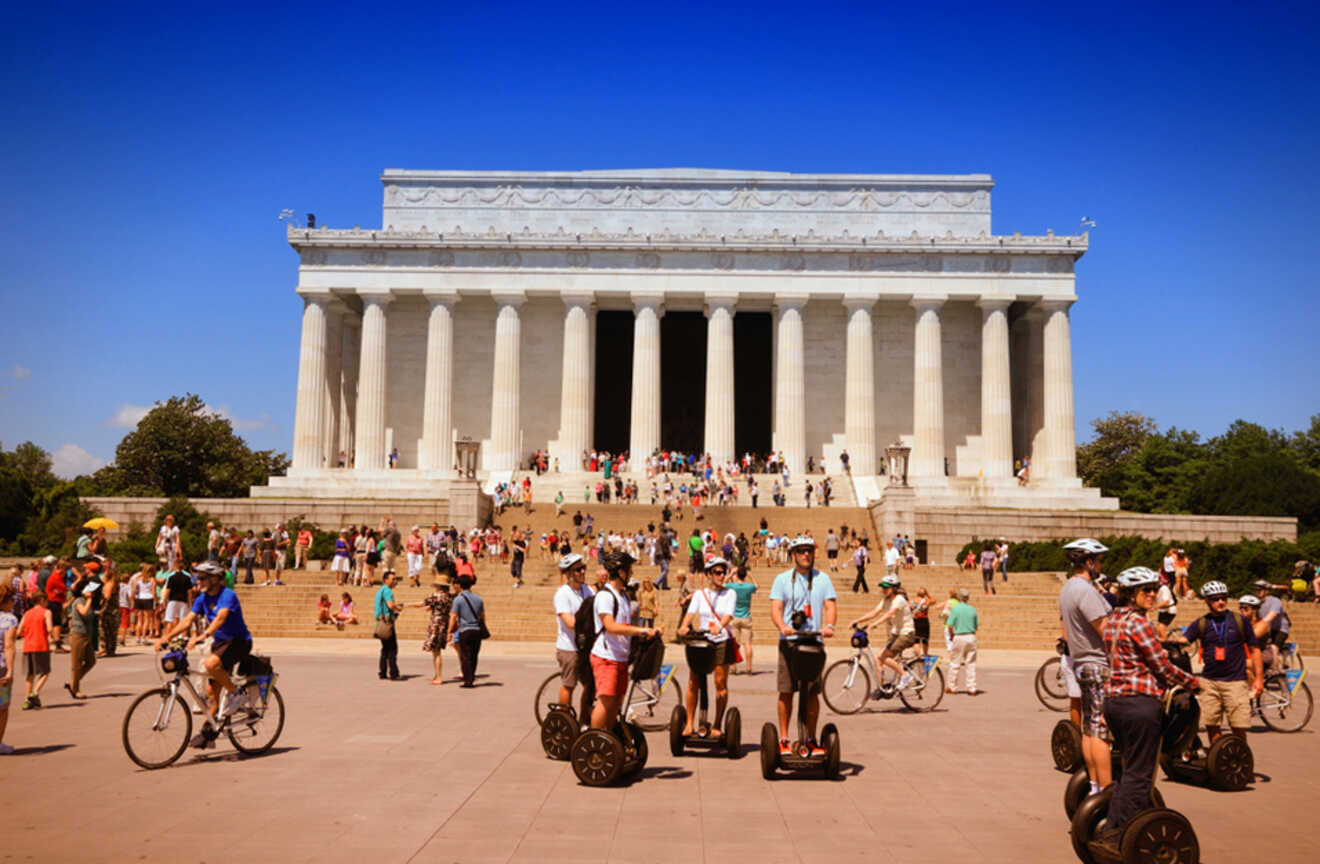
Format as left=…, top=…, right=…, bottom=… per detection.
left=2, top=1, right=1317, bottom=477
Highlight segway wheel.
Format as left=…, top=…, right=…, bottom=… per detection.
left=1069, top=786, right=1111, bottom=864
left=759, top=722, right=779, bottom=779
left=724, top=707, right=742, bottom=759
left=1206, top=734, right=1253, bottom=791
left=822, top=726, right=841, bottom=780
left=540, top=709, right=578, bottom=761
left=624, top=721, right=648, bottom=778
left=1120, top=808, right=1199, bottom=864
left=1064, top=766, right=1089, bottom=819
left=669, top=705, right=687, bottom=757
left=571, top=729, right=624, bottom=787
left=1052, top=719, right=1084, bottom=773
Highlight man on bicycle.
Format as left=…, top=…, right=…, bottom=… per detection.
left=552, top=553, right=595, bottom=724
left=1252, top=579, right=1293, bottom=658
left=769, top=535, right=837, bottom=756
left=849, top=574, right=918, bottom=692
left=154, top=560, right=253, bottom=748
left=1058, top=537, right=1112, bottom=797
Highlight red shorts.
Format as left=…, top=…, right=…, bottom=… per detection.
left=590, top=655, right=629, bottom=697
left=120, top=608, right=131, bottom=629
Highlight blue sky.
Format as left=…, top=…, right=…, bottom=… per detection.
left=2, top=1, right=1317, bottom=477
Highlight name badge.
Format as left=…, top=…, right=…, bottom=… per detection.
left=1214, top=646, right=1226, bottom=662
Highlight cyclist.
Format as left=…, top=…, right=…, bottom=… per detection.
left=849, top=573, right=918, bottom=692
left=1097, top=566, right=1200, bottom=853
left=676, top=556, right=735, bottom=737
left=552, top=553, right=595, bottom=724
left=1176, top=580, right=1262, bottom=742
left=769, top=535, right=837, bottom=757
left=1252, top=579, right=1292, bottom=658
left=589, top=551, right=660, bottom=732
left=154, top=561, right=254, bottom=748
left=1237, top=595, right=1275, bottom=669
left=1058, top=537, right=1112, bottom=797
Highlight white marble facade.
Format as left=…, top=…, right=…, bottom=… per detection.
left=270, top=168, right=1111, bottom=508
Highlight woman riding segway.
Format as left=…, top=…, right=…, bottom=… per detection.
left=671, top=556, right=741, bottom=758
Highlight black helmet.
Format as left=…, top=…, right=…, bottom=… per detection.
left=602, top=550, right=635, bottom=576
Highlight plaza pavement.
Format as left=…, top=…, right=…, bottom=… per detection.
left=4, top=639, right=1317, bottom=863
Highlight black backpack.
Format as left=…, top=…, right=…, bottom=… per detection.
left=574, top=587, right=603, bottom=654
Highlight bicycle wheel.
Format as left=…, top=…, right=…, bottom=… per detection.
left=227, top=685, right=285, bottom=754
left=1035, top=657, right=1068, bottom=712
left=624, top=676, right=681, bottom=731
left=122, top=687, right=192, bottom=770
left=1260, top=677, right=1313, bottom=733
left=898, top=658, right=944, bottom=711
left=533, top=672, right=560, bottom=727
left=822, top=658, right=870, bottom=715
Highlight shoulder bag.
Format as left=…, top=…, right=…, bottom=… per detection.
left=701, top=589, right=743, bottom=664
left=461, top=594, right=491, bottom=640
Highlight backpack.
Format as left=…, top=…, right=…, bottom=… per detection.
left=574, top=587, right=602, bottom=654
left=1189, top=612, right=1247, bottom=645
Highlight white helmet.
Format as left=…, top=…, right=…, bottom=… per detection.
left=557, top=553, right=585, bottom=571
left=1115, top=566, right=1160, bottom=590
left=879, top=574, right=901, bottom=588
left=787, top=535, right=816, bottom=552
left=1238, top=595, right=1261, bottom=608
left=704, top=556, right=730, bottom=572
left=1200, top=580, right=1229, bottom=599
left=1063, top=538, right=1109, bottom=562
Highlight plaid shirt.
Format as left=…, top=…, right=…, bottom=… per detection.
left=1103, top=608, right=1199, bottom=699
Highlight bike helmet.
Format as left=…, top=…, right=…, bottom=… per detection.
left=1238, top=594, right=1261, bottom=608
left=1115, top=566, right=1160, bottom=590
left=557, top=553, right=585, bottom=571
left=602, top=549, right=635, bottom=575
left=1252, top=579, right=1272, bottom=591
left=194, top=561, right=226, bottom=579
left=1200, top=580, right=1229, bottom=598
left=1095, top=572, right=1111, bottom=585
left=879, top=574, right=901, bottom=589
left=787, top=535, right=816, bottom=552
left=704, top=556, right=729, bottom=572
left=1063, top=538, right=1108, bottom=562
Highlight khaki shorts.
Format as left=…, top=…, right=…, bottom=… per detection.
left=1198, top=677, right=1251, bottom=729
left=556, top=649, right=582, bottom=689
left=730, top=617, right=753, bottom=643
left=885, top=631, right=917, bottom=655
left=776, top=642, right=823, bottom=695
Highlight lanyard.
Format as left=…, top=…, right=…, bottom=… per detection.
left=1208, top=616, right=1227, bottom=645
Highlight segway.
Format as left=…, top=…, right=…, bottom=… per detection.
left=1052, top=719, right=1084, bottom=772
left=1157, top=642, right=1254, bottom=791
left=1064, top=750, right=1166, bottom=820
left=760, top=631, right=840, bottom=780
left=670, top=632, right=742, bottom=758
left=567, top=635, right=664, bottom=786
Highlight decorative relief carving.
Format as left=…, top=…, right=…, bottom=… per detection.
left=301, top=249, right=328, bottom=266
left=498, top=251, right=522, bottom=268
left=780, top=252, right=806, bottom=271
left=566, top=250, right=590, bottom=267
left=635, top=252, right=660, bottom=269
left=428, top=250, right=455, bottom=267
left=360, top=250, right=385, bottom=266
left=713, top=252, right=735, bottom=270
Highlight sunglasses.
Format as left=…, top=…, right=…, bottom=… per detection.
left=1208, top=596, right=1229, bottom=602
left=1137, top=586, right=1159, bottom=594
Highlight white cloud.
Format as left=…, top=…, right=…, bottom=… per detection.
left=207, top=403, right=272, bottom=432
left=9, top=364, right=31, bottom=380
left=51, top=444, right=106, bottom=479
left=107, top=403, right=152, bottom=428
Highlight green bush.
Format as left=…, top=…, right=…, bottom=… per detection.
left=107, top=522, right=159, bottom=569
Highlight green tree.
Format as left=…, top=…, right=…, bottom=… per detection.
left=1077, top=411, right=1158, bottom=497
left=111, top=394, right=290, bottom=497
left=1111, top=427, right=1205, bottom=514
left=1187, top=452, right=1320, bottom=531
left=1291, top=414, right=1320, bottom=473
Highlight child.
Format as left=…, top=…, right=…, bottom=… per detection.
left=0, top=583, right=18, bottom=752
left=316, top=594, right=333, bottom=625
left=335, top=593, right=358, bottom=628
left=19, top=590, right=52, bottom=709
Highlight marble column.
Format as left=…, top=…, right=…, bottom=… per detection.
left=629, top=294, right=663, bottom=463
left=321, top=301, right=343, bottom=470
left=291, top=291, right=331, bottom=473
left=487, top=292, right=525, bottom=471
left=338, top=315, right=359, bottom=466
left=774, top=296, right=808, bottom=475
left=910, top=295, right=948, bottom=486
left=353, top=292, right=391, bottom=471
left=978, top=296, right=1014, bottom=480
left=843, top=296, right=877, bottom=476
left=703, top=295, right=736, bottom=464
left=1010, top=310, right=1031, bottom=465
left=558, top=291, right=594, bottom=467
left=419, top=290, right=459, bottom=471
left=1040, top=298, right=1079, bottom=484
left=1025, top=306, right=1046, bottom=472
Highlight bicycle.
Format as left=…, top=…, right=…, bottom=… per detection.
left=122, top=639, right=284, bottom=769
left=533, top=660, right=680, bottom=730
left=1034, top=639, right=1070, bottom=712
left=821, top=629, right=944, bottom=713
left=1277, top=641, right=1304, bottom=671
left=1252, top=668, right=1312, bottom=733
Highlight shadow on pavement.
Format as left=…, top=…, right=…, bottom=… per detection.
left=9, top=744, right=76, bottom=756
left=629, top=765, right=693, bottom=782
left=173, top=745, right=302, bottom=769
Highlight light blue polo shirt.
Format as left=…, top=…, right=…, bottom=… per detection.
left=770, top=568, right=836, bottom=638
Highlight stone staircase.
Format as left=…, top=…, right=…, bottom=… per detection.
left=503, top=470, right=856, bottom=508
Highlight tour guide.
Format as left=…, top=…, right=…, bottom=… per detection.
left=155, top=560, right=254, bottom=749
left=769, top=535, right=837, bottom=756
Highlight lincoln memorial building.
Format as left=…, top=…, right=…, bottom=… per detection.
left=259, top=168, right=1113, bottom=510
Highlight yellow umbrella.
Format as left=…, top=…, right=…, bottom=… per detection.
left=83, top=517, right=120, bottom=531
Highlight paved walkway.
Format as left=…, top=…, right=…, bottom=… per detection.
left=3, top=641, right=1316, bottom=862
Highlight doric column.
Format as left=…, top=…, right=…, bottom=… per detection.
left=843, top=295, right=878, bottom=476
left=419, top=290, right=459, bottom=471
left=703, top=295, right=736, bottom=464
left=978, top=295, right=1014, bottom=480
left=557, top=291, right=594, bottom=467
left=321, top=301, right=343, bottom=470
left=774, top=295, right=808, bottom=475
left=353, top=291, right=391, bottom=471
left=338, top=315, right=359, bottom=466
left=629, top=294, right=664, bottom=463
left=910, top=295, right=948, bottom=486
left=1025, top=305, right=1046, bottom=471
left=487, top=291, right=525, bottom=471
left=1040, top=298, right=1079, bottom=484
left=291, top=291, right=331, bottom=473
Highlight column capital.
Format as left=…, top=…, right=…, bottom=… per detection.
left=704, top=293, right=738, bottom=316
left=775, top=293, right=811, bottom=313
left=296, top=288, right=336, bottom=304
left=491, top=290, right=527, bottom=308
left=1038, top=296, right=1077, bottom=313
left=910, top=293, right=948, bottom=312
left=976, top=293, right=1015, bottom=311
left=841, top=291, right=880, bottom=312
left=560, top=290, right=595, bottom=310
left=357, top=289, right=393, bottom=307
left=630, top=291, right=666, bottom=313
left=423, top=288, right=460, bottom=308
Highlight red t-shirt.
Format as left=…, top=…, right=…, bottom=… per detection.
left=20, top=606, right=50, bottom=652
left=45, top=570, right=67, bottom=604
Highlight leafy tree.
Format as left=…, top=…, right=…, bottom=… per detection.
left=111, top=394, right=290, bottom=497
left=1077, top=411, right=1158, bottom=497
left=1291, top=414, right=1320, bottom=473
left=1111, top=427, right=1204, bottom=514
left=1205, top=420, right=1289, bottom=463
left=1187, top=452, right=1320, bottom=531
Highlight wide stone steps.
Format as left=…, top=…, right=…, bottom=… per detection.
left=505, top=470, right=857, bottom=508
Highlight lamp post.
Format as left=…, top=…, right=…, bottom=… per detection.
left=885, top=441, right=911, bottom=486
left=454, top=438, right=480, bottom=479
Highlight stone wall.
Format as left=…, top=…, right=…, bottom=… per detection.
left=82, top=497, right=457, bottom=539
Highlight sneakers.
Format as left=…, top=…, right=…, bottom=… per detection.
left=897, top=674, right=916, bottom=691
left=273, top=580, right=284, bottom=586
left=778, top=738, right=792, bottom=756
left=189, top=726, right=217, bottom=749
left=806, top=738, right=827, bottom=757
left=221, top=687, right=250, bottom=717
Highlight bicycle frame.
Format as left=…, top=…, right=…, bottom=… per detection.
left=627, top=662, right=677, bottom=713
left=154, top=667, right=273, bottom=734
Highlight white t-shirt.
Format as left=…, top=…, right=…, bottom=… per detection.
left=884, top=547, right=900, bottom=568
left=1155, top=584, right=1177, bottom=617
left=592, top=585, right=633, bottom=662
left=882, top=593, right=916, bottom=637
left=1162, top=554, right=1176, bottom=574
left=553, top=583, right=593, bottom=652
left=685, top=587, right=737, bottom=644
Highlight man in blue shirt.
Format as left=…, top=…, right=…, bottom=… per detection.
left=155, top=561, right=254, bottom=747
left=769, top=536, right=837, bottom=756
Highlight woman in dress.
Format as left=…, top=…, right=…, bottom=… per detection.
left=413, top=577, right=453, bottom=685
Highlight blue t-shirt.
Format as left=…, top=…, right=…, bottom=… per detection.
left=191, top=587, right=251, bottom=644
left=769, top=569, right=837, bottom=638
left=1183, top=612, right=1259, bottom=682
left=374, top=585, right=396, bottom=619
left=453, top=591, right=484, bottom=633
left=726, top=581, right=757, bottom=618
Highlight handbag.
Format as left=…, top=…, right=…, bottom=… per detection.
left=701, top=589, right=743, bottom=664
left=460, top=594, right=491, bottom=640
left=374, top=615, right=395, bottom=640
